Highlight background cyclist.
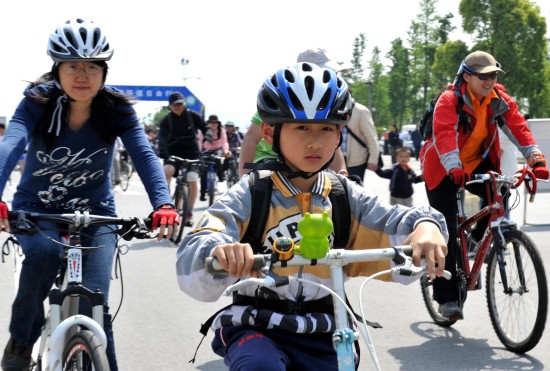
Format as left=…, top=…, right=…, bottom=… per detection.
left=157, top=91, right=206, bottom=226
left=197, top=114, right=231, bottom=201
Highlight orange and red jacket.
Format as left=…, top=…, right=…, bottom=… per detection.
left=420, top=83, right=540, bottom=190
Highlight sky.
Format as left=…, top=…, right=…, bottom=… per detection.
left=1, top=0, right=549, bottom=129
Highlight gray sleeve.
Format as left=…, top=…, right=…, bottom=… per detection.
left=176, top=175, right=253, bottom=301
left=347, top=179, right=449, bottom=242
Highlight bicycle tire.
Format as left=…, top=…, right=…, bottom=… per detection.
left=208, top=171, right=216, bottom=206
left=126, top=159, right=134, bottom=180
left=62, top=329, right=109, bottom=371
left=420, top=274, right=457, bottom=327
left=486, top=229, right=548, bottom=353
left=171, top=183, right=189, bottom=244
left=120, top=162, right=130, bottom=192
left=226, top=162, right=238, bottom=188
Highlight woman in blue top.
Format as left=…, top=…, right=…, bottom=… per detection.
left=0, top=18, right=179, bottom=371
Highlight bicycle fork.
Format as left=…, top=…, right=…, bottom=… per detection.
left=330, top=266, right=358, bottom=371
left=36, top=246, right=108, bottom=370
left=491, top=223, right=527, bottom=295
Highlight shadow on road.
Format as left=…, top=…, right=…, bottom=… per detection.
left=385, top=321, right=545, bottom=370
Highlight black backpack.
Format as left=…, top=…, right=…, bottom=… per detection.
left=419, top=87, right=465, bottom=140
left=241, top=170, right=350, bottom=252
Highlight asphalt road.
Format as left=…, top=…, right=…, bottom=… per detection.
left=1, top=157, right=549, bottom=370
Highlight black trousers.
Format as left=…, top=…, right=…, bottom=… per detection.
left=425, top=161, right=496, bottom=303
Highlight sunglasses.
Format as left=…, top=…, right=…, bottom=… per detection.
left=474, top=72, right=498, bottom=81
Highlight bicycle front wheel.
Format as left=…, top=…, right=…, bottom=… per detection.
left=62, top=330, right=109, bottom=371
left=420, top=274, right=457, bottom=327
left=208, top=171, right=216, bottom=206
left=171, top=183, right=189, bottom=244
left=226, top=161, right=238, bottom=188
left=486, top=229, right=548, bottom=353
left=120, top=162, right=130, bottom=192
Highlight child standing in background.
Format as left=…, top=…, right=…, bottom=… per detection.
left=376, top=147, right=423, bottom=206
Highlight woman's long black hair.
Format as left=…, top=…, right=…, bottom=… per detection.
left=26, top=62, right=137, bottom=150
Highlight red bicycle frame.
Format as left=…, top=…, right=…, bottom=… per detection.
left=455, top=167, right=536, bottom=291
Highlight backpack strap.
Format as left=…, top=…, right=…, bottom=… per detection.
left=241, top=171, right=350, bottom=251
left=326, top=172, right=350, bottom=249
left=346, top=127, right=367, bottom=148
left=241, top=170, right=273, bottom=253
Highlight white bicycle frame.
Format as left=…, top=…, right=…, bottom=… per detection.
left=37, top=240, right=108, bottom=370
left=207, top=247, right=449, bottom=371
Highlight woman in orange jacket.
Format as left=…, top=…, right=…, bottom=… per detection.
left=420, top=50, right=549, bottom=318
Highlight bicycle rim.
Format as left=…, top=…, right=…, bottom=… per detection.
left=486, top=229, right=548, bottom=353
left=62, top=330, right=109, bottom=371
left=120, top=167, right=130, bottom=192
left=126, top=160, right=134, bottom=179
left=171, top=184, right=188, bottom=244
left=227, top=163, right=238, bottom=188
left=420, top=274, right=457, bottom=327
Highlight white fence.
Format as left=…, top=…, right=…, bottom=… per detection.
left=523, top=118, right=550, bottom=225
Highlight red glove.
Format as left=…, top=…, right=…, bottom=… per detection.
left=151, top=205, right=181, bottom=229
left=0, top=201, right=8, bottom=219
left=532, top=163, right=549, bottom=180
left=0, top=201, right=10, bottom=233
left=449, top=168, right=470, bottom=187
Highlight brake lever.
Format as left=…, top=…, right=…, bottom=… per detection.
left=9, top=211, right=36, bottom=235
left=224, top=275, right=278, bottom=296
left=118, top=218, right=152, bottom=240
left=393, top=256, right=452, bottom=281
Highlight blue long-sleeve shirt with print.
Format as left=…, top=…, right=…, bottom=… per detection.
left=0, top=84, right=170, bottom=215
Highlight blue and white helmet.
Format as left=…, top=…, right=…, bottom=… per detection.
left=47, top=18, right=114, bottom=62
left=257, top=62, right=353, bottom=125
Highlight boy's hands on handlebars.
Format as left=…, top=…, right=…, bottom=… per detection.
left=404, top=221, right=447, bottom=280
left=151, top=205, right=180, bottom=241
left=211, top=242, right=258, bottom=279
left=0, top=201, right=9, bottom=233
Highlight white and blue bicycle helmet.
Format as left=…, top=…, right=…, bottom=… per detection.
left=47, top=18, right=114, bottom=62
left=252, top=63, right=353, bottom=178
left=258, top=62, right=352, bottom=125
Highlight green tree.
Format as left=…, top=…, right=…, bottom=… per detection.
left=459, top=0, right=549, bottom=116
left=342, top=33, right=367, bottom=83
left=386, top=38, right=410, bottom=128
left=431, top=41, right=470, bottom=91
left=407, top=0, right=441, bottom=122
left=140, top=107, right=169, bottom=127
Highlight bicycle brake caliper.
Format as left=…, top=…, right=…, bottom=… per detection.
left=333, top=329, right=356, bottom=371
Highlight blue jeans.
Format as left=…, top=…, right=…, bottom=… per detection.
left=10, top=222, right=119, bottom=370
